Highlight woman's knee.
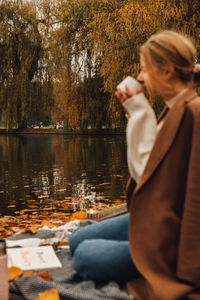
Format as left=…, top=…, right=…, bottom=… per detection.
left=69, top=213, right=130, bottom=254
left=72, top=239, right=96, bottom=280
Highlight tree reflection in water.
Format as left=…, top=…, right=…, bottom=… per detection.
left=0, top=134, right=129, bottom=217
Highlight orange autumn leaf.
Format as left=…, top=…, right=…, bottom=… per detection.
left=70, top=211, right=85, bottom=221
left=41, top=220, right=56, bottom=228
left=34, top=289, right=60, bottom=300
left=23, top=225, right=40, bottom=233
left=22, top=270, right=36, bottom=277
left=58, top=240, right=69, bottom=246
left=37, top=271, right=53, bottom=281
left=9, top=266, right=23, bottom=280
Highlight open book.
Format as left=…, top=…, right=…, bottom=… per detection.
left=7, top=246, right=62, bottom=271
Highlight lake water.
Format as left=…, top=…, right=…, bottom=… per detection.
left=0, top=134, right=129, bottom=217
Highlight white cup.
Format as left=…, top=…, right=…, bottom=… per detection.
left=117, top=76, right=141, bottom=94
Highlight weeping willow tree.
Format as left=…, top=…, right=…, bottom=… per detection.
left=4, top=0, right=197, bottom=130
left=44, top=0, right=110, bottom=130
left=87, top=0, right=200, bottom=124
left=0, top=0, right=53, bottom=129
left=37, top=0, right=199, bottom=130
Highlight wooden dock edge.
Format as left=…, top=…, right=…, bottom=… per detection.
left=94, top=203, right=127, bottom=221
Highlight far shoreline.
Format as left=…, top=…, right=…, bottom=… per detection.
left=0, top=128, right=125, bottom=135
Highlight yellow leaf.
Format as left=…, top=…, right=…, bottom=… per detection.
left=9, top=266, right=23, bottom=280
left=34, top=289, right=60, bottom=300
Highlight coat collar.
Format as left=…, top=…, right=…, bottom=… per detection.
left=134, top=89, right=198, bottom=194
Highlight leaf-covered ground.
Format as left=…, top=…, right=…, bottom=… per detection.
left=0, top=197, right=125, bottom=238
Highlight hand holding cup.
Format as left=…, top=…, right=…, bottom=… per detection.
left=115, top=76, right=142, bottom=112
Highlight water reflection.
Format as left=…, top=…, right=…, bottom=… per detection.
left=0, top=134, right=129, bottom=216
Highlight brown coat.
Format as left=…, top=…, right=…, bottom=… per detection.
left=126, top=89, right=200, bottom=300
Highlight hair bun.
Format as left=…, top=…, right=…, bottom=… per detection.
left=193, top=64, right=200, bottom=86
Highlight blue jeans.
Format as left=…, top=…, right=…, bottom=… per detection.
left=68, top=213, right=140, bottom=282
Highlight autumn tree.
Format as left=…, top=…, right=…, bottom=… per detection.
left=47, top=0, right=199, bottom=129
left=0, top=0, right=53, bottom=129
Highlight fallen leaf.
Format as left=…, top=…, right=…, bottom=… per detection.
left=23, top=225, right=40, bottom=233
left=58, top=240, right=69, bottom=246
left=34, top=289, right=60, bottom=300
left=38, top=195, right=49, bottom=199
left=41, top=220, right=56, bottom=228
left=22, top=270, right=36, bottom=277
left=37, top=271, right=53, bottom=281
left=96, top=182, right=110, bottom=186
left=70, top=211, right=85, bottom=221
left=9, top=266, right=23, bottom=280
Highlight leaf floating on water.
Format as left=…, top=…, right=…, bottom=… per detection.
left=34, top=289, right=60, bottom=300
left=9, top=266, right=23, bottom=280
left=57, top=189, right=66, bottom=192
left=96, top=182, right=110, bottom=186
left=38, top=195, right=49, bottom=199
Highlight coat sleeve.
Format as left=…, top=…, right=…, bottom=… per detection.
left=125, top=176, right=137, bottom=211
left=177, top=103, right=200, bottom=284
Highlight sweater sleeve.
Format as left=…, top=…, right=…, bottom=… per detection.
left=123, top=93, right=157, bottom=183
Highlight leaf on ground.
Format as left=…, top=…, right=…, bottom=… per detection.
left=37, top=271, right=53, bottom=281
left=41, top=220, right=56, bottom=228
left=9, top=266, right=23, bottom=280
left=58, top=240, right=69, bottom=246
left=34, top=289, right=60, bottom=300
left=23, top=225, right=41, bottom=233
left=22, top=270, right=36, bottom=277
left=70, top=211, right=85, bottom=220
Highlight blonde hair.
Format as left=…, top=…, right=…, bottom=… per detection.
left=140, top=30, right=197, bottom=94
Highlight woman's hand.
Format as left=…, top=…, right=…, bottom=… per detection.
left=115, top=85, right=134, bottom=105
left=115, top=85, right=135, bottom=116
